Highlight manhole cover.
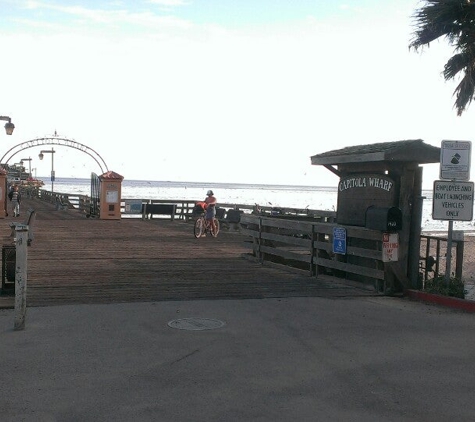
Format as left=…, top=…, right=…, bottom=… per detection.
left=168, top=318, right=226, bottom=331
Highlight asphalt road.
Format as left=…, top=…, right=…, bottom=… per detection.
left=1, top=295, right=475, bottom=422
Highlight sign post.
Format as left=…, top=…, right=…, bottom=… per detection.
left=436, top=140, right=473, bottom=286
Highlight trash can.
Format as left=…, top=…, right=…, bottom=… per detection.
left=1, top=245, right=15, bottom=295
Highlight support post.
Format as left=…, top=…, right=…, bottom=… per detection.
left=455, top=239, right=464, bottom=281
left=14, top=224, right=28, bottom=331
left=408, top=167, right=424, bottom=289
left=445, top=221, right=453, bottom=287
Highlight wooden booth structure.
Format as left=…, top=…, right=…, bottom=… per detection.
left=240, top=139, right=441, bottom=293
left=310, top=139, right=440, bottom=290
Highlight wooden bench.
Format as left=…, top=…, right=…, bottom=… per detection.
left=225, top=209, right=242, bottom=224
left=56, top=196, right=69, bottom=211
left=218, top=209, right=243, bottom=230
left=10, top=208, right=36, bottom=246
left=142, top=204, right=177, bottom=221
left=215, top=207, right=226, bottom=220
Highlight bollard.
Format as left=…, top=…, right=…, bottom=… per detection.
left=14, top=224, right=28, bottom=331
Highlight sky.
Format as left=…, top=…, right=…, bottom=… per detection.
left=1, top=0, right=474, bottom=189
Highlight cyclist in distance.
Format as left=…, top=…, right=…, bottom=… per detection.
left=204, top=189, right=217, bottom=235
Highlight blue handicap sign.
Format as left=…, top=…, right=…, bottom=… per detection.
left=333, top=227, right=347, bottom=255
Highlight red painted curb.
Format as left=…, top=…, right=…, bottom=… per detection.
left=405, top=289, right=475, bottom=313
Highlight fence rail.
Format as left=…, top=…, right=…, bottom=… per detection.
left=419, top=234, right=464, bottom=283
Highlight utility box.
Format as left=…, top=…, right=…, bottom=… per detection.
left=365, top=206, right=402, bottom=231
left=99, top=171, right=124, bottom=220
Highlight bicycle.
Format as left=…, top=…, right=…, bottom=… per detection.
left=193, top=212, right=220, bottom=238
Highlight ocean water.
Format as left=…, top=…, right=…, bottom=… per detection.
left=47, top=177, right=474, bottom=233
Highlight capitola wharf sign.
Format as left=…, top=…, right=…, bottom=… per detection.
left=339, top=176, right=394, bottom=192
left=337, top=174, right=397, bottom=226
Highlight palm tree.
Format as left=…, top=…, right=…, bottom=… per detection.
left=409, top=0, right=475, bottom=116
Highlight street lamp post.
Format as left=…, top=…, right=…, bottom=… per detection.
left=39, top=149, right=55, bottom=197
left=0, top=115, right=15, bottom=135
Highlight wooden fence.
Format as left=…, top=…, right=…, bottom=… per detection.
left=239, top=214, right=467, bottom=293
left=240, top=214, right=394, bottom=292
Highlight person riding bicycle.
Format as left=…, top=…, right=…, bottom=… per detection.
left=204, top=189, right=217, bottom=234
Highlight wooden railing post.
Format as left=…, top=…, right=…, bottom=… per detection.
left=311, top=224, right=317, bottom=276
left=258, top=217, right=263, bottom=262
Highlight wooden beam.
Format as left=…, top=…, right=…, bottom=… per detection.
left=324, top=164, right=341, bottom=177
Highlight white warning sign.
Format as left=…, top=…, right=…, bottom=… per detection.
left=440, top=140, right=471, bottom=181
left=432, top=180, right=474, bottom=221
left=382, top=232, right=399, bottom=263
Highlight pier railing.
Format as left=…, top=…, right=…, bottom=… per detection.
left=35, top=188, right=331, bottom=220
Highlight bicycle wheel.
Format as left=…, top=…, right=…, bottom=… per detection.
left=194, top=218, right=205, bottom=238
left=211, top=218, right=220, bottom=237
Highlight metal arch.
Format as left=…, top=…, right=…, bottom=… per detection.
left=0, top=136, right=109, bottom=174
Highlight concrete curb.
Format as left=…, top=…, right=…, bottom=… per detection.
left=405, top=289, right=475, bottom=313
left=3, top=290, right=475, bottom=313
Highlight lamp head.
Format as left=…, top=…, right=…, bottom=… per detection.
left=4, top=122, right=14, bottom=135
left=39, top=153, right=44, bottom=160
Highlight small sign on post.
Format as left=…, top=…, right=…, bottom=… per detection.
left=332, top=227, right=347, bottom=255
left=432, top=180, right=474, bottom=221
left=382, top=232, right=399, bottom=262
left=440, top=140, right=472, bottom=181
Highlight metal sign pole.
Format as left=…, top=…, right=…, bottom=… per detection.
left=445, top=220, right=453, bottom=287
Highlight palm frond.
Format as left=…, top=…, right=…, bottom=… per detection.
left=410, top=0, right=475, bottom=115
left=443, top=52, right=473, bottom=79
left=409, top=0, right=474, bottom=50
left=453, top=70, right=475, bottom=115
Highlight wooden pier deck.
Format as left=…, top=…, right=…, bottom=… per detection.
left=0, top=197, right=376, bottom=308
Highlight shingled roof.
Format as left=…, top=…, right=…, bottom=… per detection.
left=310, top=139, right=440, bottom=166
